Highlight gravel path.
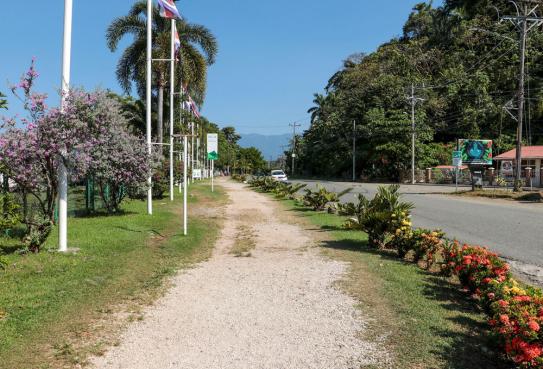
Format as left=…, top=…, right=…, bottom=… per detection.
left=91, top=180, right=388, bottom=369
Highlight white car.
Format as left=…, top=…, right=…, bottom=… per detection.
left=271, top=170, right=288, bottom=182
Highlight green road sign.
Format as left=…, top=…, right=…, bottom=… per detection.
left=452, top=150, right=462, bottom=167
left=207, top=151, right=219, bottom=160
left=207, top=133, right=219, bottom=161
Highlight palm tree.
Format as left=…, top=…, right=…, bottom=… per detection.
left=0, top=92, right=7, bottom=110
left=106, top=1, right=217, bottom=144
left=307, top=93, right=326, bottom=125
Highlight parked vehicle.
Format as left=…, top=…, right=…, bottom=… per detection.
left=270, top=170, right=288, bottom=182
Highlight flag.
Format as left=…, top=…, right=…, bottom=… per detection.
left=157, top=0, right=181, bottom=19
left=189, top=96, right=200, bottom=118
left=174, top=29, right=181, bottom=56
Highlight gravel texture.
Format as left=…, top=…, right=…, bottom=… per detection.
left=91, top=180, right=388, bottom=369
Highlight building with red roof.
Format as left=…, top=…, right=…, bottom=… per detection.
left=494, top=146, right=543, bottom=186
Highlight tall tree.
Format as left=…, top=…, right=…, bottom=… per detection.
left=0, top=92, right=7, bottom=110
left=307, top=93, right=326, bottom=124
left=106, top=1, right=217, bottom=144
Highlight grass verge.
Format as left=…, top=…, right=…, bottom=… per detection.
left=277, top=198, right=512, bottom=369
left=0, top=182, right=225, bottom=369
left=452, top=189, right=543, bottom=202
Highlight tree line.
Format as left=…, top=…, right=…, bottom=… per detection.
left=289, top=0, right=543, bottom=180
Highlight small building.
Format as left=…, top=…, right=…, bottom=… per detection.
left=494, top=146, right=543, bottom=187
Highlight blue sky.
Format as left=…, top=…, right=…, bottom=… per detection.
left=1, top=0, right=442, bottom=135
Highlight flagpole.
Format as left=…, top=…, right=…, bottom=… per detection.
left=58, top=0, right=73, bottom=253
left=169, top=19, right=175, bottom=201
left=146, top=0, right=153, bottom=215
left=183, top=135, right=188, bottom=235
left=191, top=122, right=194, bottom=183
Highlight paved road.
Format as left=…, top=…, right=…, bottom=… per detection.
left=293, top=180, right=543, bottom=281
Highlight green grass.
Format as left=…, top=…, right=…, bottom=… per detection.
left=278, top=198, right=511, bottom=369
left=0, top=182, right=224, bottom=369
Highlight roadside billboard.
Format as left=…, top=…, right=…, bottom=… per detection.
left=459, top=139, right=493, bottom=165
left=207, top=133, right=219, bottom=160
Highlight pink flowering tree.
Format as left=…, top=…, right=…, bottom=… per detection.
left=85, top=93, right=152, bottom=212
left=1, top=62, right=94, bottom=235
left=0, top=61, right=152, bottom=249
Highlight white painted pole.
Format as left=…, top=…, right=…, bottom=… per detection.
left=182, top=145, right=184, bottom=193
left=183, top=136, right=188, bottom=235
left=146, top=0, right=153, bottom=215
left=191, top=122, right=194, bottom=183
left=211, top=160, right=214, bottom=192
left=58, top=0, right=73, bottom=253
left=169, top=19, right=175, bottom=201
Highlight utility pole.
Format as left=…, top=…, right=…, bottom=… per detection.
left=502, top=0, right=543, bottom=191
left=352, top=120, right=356, bottom=182
left=289, top=122, right=301, bottom=176
left=407, top=84, right=424, bottom=185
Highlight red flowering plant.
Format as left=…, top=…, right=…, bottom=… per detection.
left=442, top=242, right=511, bottom=295
left=490, top=289, right=543, bottom=367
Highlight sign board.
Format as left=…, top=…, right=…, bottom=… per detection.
left=452, top=150, right=462, bottom=167
left=207, top=133, right=219, bottom=160
left=501, top=160, right=513, bottom=175
left=459, top=139, right=493, bottom=165
left=192, top=169, right=202, bottom=180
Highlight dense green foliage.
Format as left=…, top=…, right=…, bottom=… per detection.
left=293, top=0, right=542, bottom=180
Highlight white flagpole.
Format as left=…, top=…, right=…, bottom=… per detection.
left=183, top=135, right=188, bottom=235
left=191, top=122, right=194, bottom=183
left=169, top=19, right=175, bottom=201
left=58, top=0, right=73, bottom=253
left=146, top=0, right=153, bottom=215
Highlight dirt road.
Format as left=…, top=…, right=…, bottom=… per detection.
left=91, top=179, right=388, bottom=369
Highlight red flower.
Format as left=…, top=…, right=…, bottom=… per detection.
left=487, top=292, right=496, bottom=300
left=500, top=314, right=510, bottom=325
left=498, top=300, right=509, bottom=308
left=528, top=320, right=540, bottom=332
left=523, top=344, right=542, bottom=361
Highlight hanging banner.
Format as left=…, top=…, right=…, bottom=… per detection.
left=207, top=133, right=219, bottom=160
left=459, top=139, right=493, bottom=165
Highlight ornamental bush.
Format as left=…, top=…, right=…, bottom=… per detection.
left=0, top=61, right=153, bottom=248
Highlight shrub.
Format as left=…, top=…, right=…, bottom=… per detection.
left=0, top=193, right=21, bottom=232
left=346, top=185, right=413, bottom=248
left=272, top=182, right=307, bottom=200
left=303, top=185, right=352, bottom=212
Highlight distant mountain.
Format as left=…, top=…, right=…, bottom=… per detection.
left=239, top=133, right=291, bottom=160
